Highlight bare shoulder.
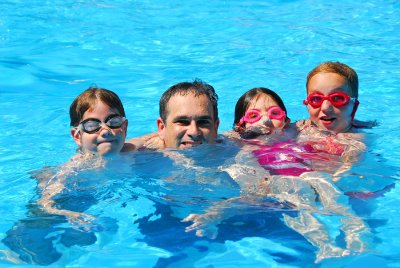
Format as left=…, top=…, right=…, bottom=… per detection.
left=221, top=130, right=241, bottom=140
left=294, top=119, right=311, bottom=130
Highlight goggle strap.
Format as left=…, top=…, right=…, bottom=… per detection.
left=351, top=99, right=359, bottom=121
left=73, top=127, right=81, bottom=137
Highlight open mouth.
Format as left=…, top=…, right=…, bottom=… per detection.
left=319, top=116, right=336, bottom=125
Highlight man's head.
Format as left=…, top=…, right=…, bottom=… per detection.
left=157, top=80, right=219, bottom=149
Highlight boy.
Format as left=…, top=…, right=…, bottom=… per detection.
left=70, top=86, right=129, bottom=156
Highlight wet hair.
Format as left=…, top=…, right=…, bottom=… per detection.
left=306, top=61, right=359, bottom=99
left=69, top=86, right=125, bottom=127
left=159, top=79, right=219, bottom=123
left=233, top=87, right=289, bottom=131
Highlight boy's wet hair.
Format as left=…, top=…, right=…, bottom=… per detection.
left=70, top=86, right=125, bottom=127
left=233, top=87, right=289, bottom=131
left=159, top=79, right=219, bottom=123
left=306, top=61, right=359, bottom=99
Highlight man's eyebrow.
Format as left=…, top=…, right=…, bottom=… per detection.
left=172, top=115, right=190, bottom=121
left=197, top=115, right=213, bottom=120
left=172, top=115, right=212, bottom=121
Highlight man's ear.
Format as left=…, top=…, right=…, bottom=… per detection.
left=71, top=128, right=82, bottom=147
left=157, top=117, right=166, bottom=141
left=214, top=118, right=220, bottom=134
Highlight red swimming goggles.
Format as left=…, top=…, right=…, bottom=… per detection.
left=303, top=92, right=355, bottom=108
left=238, top=106, right=286, bottom=126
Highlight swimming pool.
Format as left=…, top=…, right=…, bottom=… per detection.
left=1, top=0, right=399, bottom=267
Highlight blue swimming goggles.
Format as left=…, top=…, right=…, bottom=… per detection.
left=76, top=115, right=125, bottom=134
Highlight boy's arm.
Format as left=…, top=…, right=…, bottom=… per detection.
left=36, top=158, right=95, bottom=225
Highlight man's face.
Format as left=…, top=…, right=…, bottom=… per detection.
left=157, top=93, right=219, bottom=149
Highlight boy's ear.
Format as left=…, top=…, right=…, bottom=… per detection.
left=71, top=128, right=82, bottom=146
left=122, top=120, right=128, bottom=136
left=157, top=117, right=166, bottom=141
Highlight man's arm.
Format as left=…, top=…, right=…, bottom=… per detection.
left=124, top=132, right=165, bottom=151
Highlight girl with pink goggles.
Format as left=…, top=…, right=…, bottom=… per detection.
left=237, top=106, right=286, bottom=126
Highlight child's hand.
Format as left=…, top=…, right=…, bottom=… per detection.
left=62, top=210, right=97, bottom=231
left=182, top=213, right=221, bottom=239
left=315, top=244, right=350, bottom=263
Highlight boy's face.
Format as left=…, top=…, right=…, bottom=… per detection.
left=157, top=93, right=219, bottom=149
left=71, top=101, right=127, bottom=156
left=306, top=72, right=356, bottom=133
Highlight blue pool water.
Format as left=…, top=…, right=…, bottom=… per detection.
left=1, top=0, right=400, bottom=267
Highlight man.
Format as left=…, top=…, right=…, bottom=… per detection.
left=126, top=80, right=220, bottom=149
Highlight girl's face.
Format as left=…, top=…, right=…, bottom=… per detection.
left=244, top=93, right=287, bottom=130
left=306, top=72, right=356, bottom=133
left=71, top=101, right=127, bottom=156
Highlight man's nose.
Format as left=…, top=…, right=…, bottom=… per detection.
left=187, top=121, right=201, bottom=137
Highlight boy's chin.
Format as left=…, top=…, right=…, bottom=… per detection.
left=240, top=125, right=273, bottom=139
left=97, top=147, right=122, bottom=157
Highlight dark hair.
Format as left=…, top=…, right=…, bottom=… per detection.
left=70, top=86, right=125, bottom=127
left=233, top=87, right=288, bottom=130
left=306, top=61, right=359, bottom=98
left=159, top=79, right=219, bottom=123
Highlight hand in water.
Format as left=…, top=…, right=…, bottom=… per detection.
left=63, top=211, right=99, bottom=232
left=182, top=212, right=222, bottom=239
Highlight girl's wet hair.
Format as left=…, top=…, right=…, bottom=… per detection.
left=306, top=61, right=359, bottom=99
left=233, top=87, right=288, bottom=131
left=70, top=86, right=125, bottom=127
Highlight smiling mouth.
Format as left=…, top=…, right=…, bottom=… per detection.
left=98, top=140, right=115, bottom=145
left=180, top=141, right=202, bottom=148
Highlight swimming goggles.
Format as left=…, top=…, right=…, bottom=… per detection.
left=303, top=92, right=355, bottom=108
left=76, top=115, right=126, bottom=134
left=238, top=106, right=286, bottom=126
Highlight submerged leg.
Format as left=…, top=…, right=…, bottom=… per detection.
left=283, top=211, right=347, bottom=263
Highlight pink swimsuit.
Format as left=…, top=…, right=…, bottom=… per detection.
left=253, top=140, right=393, bottom=199
left=252, top=141, right=340, bottom=176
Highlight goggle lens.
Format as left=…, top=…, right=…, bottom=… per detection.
left=268, top=106, right=286, bottom=120
left=304, top=92, right=352, bottom=108
left=243, top=110, right=262, bottom=124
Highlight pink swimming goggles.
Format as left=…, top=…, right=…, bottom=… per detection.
left=303, top=92, right=355, bottom=108
left=238, top=106, right=286, bottom=126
